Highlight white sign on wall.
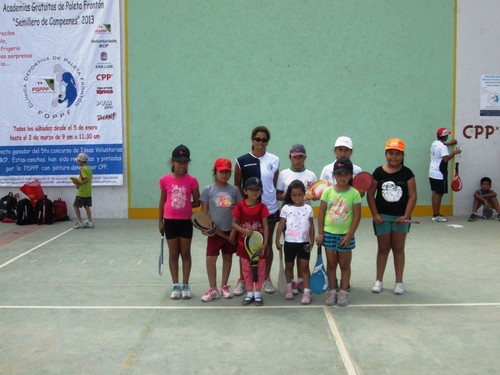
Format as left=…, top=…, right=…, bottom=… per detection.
left=480, top=74, right=500, bottom=116
left=0, top=0, right=123, bottom=187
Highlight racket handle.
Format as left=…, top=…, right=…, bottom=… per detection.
left=252, top=263, right=258, bottom=282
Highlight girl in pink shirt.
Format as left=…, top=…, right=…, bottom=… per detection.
left=159, top=145, right=200, bottom=300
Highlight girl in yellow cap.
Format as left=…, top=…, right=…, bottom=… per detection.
left=366, top=138, right=417, bottom=295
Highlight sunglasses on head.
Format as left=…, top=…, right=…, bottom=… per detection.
left=253, top=137, right=268, bottom=143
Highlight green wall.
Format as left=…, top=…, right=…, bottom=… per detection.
left=127, top=1, right=455, bottom=212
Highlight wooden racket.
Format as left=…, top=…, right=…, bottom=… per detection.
left=70, top=176, right=81, bottom=186
left=451, top=147, right=462, bottom=192
left=191, top=211, right=228, bottom=239
left=482, top=207, right=493, bottom=219
left=277, top=246, right=287, bottom=295
left=305, top=180, right=330, bottom=200
left=244, top=231, right=264, bottom=282
left=158, top=235, right=164, bottom=276
left=352, top=172, right=373, bottom=194
left=384, top=219, right=420, bottom=224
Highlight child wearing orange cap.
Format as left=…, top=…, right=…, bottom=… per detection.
left=366, top=138, right=417, bottom=295
left=200, top=158, right=242, bottom=302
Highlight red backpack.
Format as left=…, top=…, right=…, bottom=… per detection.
left=52, top=198, right=70, bottom=221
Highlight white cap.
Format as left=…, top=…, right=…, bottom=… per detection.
left=334, top=136, right=353, bottom=149
left=76, top=153, right=89, bottom=162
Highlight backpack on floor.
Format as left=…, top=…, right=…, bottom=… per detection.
left=52, top=198, right=70, bottom=221
left=35, top=195, right=55, bottom=225
left=16, top=198, right=36, bottom=225
left=0, top=192, right=17, bottom=221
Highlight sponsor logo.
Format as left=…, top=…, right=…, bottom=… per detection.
left=96, top=86, right=113, bottom=94
left=463, top=125, right=499, bottom=139
left=96, top=100, right=113, bottom=110
left=96, top=73, right=112, bottom=81
left=95, top=24, right=111, bottom=34
left=97, top=112, right=116, bottom=121
left=22, top=56, right=85, bottom=119
left=95, top=63, right=114, bottom=69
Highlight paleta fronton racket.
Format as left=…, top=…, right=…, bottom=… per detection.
left=451, top=162, right=462, bottom=192
left=70, top=176, right=81, bottom=186
left=482, top=207, right=493, bottom=219
left=305, top=180, right=330, bottom=200
left=384, top=219, right=420, bottom=224
left=244, top=231, right=264, bottom=282
left=158, top=235, right=164, bottom=276
left=352, top=172, right=373, bottom=194
left=310, top=245, right=328, bottom=295
left=277, top=247, right=287, bottom=295
left=191, top=211, right=228, bottom=239
left=451, top=148, right=462, bottom=192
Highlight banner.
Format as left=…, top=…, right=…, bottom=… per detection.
left=0, top=0, right=123, bottom=186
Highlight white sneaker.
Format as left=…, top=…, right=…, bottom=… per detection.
left=181, top=284, right=192, bottom=299
left=263, top=278, right=276, bottom=294
left=393, top=283, right=405, bottom=295
left=432, top=215, right=448, bottom=222
left=170, top=284, right=181, bottom=300
left=233, top=279, right=246, bottom=296
left=73, top=222, right=83, bottom=229
left=371, top=280, right=383, bottom=293
left=83, top=221, right=95, bottom=228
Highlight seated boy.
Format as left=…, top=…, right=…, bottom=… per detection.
left=468, top=177, right=500, bottom=221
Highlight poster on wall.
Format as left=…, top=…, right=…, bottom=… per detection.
left=0, top=0, right=123, bottom=186
left=480, top=75, right=500, bottom=117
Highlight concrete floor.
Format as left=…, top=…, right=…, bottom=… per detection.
left=0, top=216, right=499, bottom=374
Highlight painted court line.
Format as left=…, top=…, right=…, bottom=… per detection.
left=0, top=228, right=73, bottom=270
left=324, top=306, right=358, bottom=375
left=0, top=302, right=499, bottom=310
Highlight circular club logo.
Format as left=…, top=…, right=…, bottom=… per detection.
left=23, top=56, right=85, bottom=119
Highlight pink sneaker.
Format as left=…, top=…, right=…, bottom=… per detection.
left=219, top=285, right=233, bottom=299
left=284, top=289, right=294, bottom=300
left=291, top=281, right=299, bottom=295
left=201, top=288, right=220, bottom=302
left=301, top=292, right=311, bottom=305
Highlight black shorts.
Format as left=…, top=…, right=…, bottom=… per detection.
left=267, top=210, right=280, bottom=224
left=162, top=219, right=193, bottom=239
left=429, top=177, right=448, bottom=195
left=73, top=196, right=92, bottom=208
left=284, top=241, right=311, bottom=263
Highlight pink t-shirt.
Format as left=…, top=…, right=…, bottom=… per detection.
left=159, top=173, right=199, bottom=220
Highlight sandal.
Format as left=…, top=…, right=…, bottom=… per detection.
left=242, top=296, right=253, bottom=306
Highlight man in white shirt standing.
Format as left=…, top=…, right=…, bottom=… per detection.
left=428, top=127, right=461, bottom=222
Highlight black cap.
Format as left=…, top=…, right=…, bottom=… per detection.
left=243, top=177, right=263, bottom=190
left=172, top=144, right=191, bottom=161
left=333, top=157, right=353, bottom=174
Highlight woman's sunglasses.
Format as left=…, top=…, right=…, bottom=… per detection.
left=253, top=137, right=268, bottom=143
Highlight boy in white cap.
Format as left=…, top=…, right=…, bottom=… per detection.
left=320, top=136, right=362, bottom=185
left=428, top=127, right=461, bottom=222
left=72, top=152, right=94, bottom=229
left=319, top=136, right=362, bottom=291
